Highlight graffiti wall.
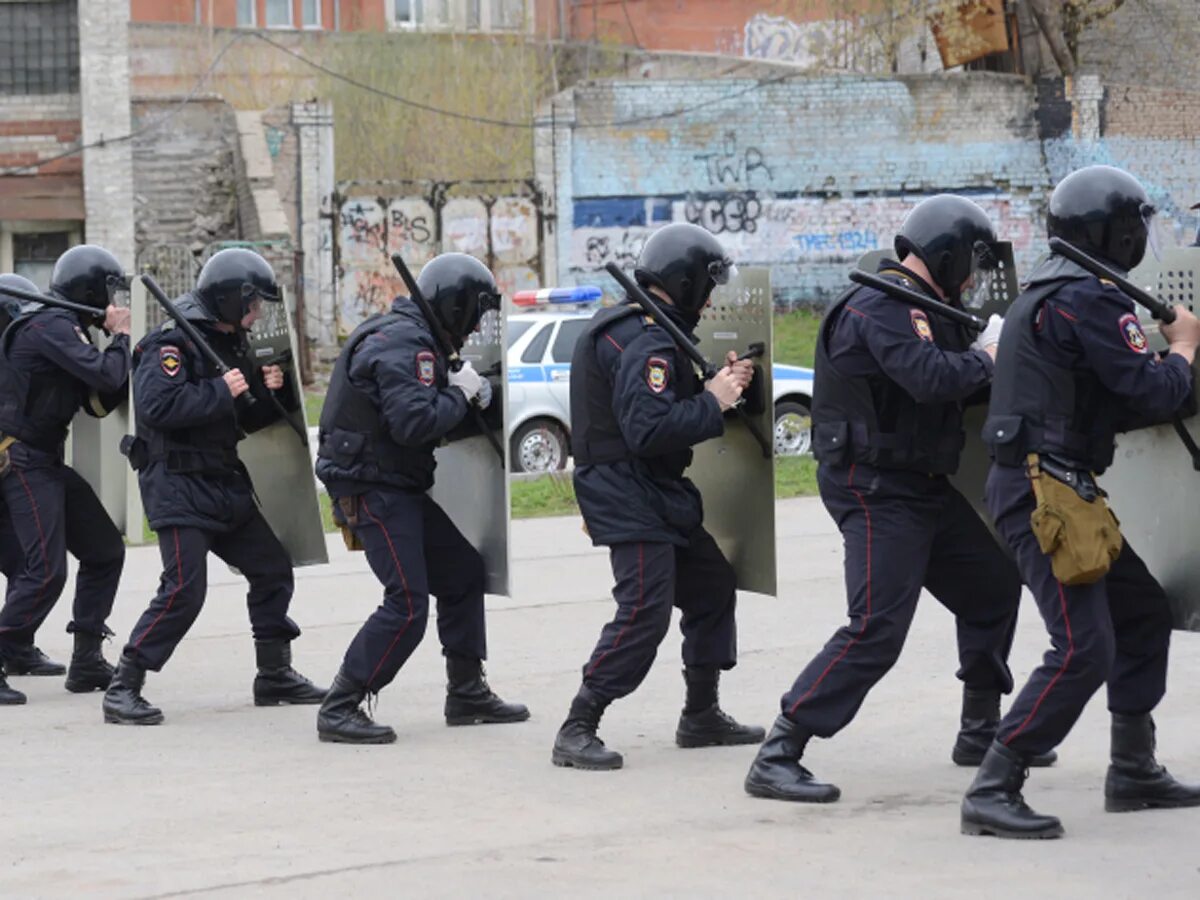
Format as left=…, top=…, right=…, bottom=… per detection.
left=545, top=75, right=1200, bottom=307
left=336, top=181, right=542, bottom=335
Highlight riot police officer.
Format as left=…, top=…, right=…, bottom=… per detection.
left=744, top=195, right=1046, bottom=803
left=315, top=252, right=527, bottom=744
left=0, top=252, right=130, bottom=697
left=551, top=222, right=764, bottom=771
left=0, top=274, right=33, bottom=705
left=103, top=249, right=325, bottom=725
left=961, top=165, right=1200, bottom=839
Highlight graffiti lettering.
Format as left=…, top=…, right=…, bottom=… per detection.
left=694, top=132, right=773, bottom=188
left=684, top=193, right=762, bottom=235
left=389, top=209, right=432, bottom=245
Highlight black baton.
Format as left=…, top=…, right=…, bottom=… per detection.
left=848, top=269, right=988, bottom=332
left=1048, top=237, right=1177, bottom=323
left=389, top=254, right=505, bottom=464
left=604, top=262, right=773, bottom=459
left=0, top=282, right=110, bottom=320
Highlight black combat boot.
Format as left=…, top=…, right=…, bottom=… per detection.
left=552, top=686, right=623, bottom=770
left=961, top=741, right=1063, bottom=838
left=1104, top=713, right=1200, bottom=812
left=316, top=670, right=396, bottom=744
left=0, top=641, right=66, bottom=676
left=675, top=666, right=765, bottom=748
left=952, top=688, right=1057, bottom=768
left=252, top=640, right=327, bottom=706
left=444, top=656, right=530, bottom=725
left=65, top=631, right=116, bottom=694
left=744, top=715, right=840, bottom=802
left=0, top=662, right=26, bottom=705
left=102, top=654, right=164, bottom=725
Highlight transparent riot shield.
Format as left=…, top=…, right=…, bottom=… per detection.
left=948, top=241, right=1021, bottom=525
left=429, top=310, right=510, bottom=597
left=238, top=292, right=329, bottom=567
left=1099, top=247, right=1200, bottom=631
left=688, top=267, right=776, bottom=597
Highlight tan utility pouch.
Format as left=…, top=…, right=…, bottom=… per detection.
left=1027, top=453, right=1122, bottom=585
left=336, top=496, right=366, bottom=552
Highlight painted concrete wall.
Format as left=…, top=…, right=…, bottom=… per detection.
left=539, top=72, right=1200, bottom=307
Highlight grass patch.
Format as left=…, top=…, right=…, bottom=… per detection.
left=774, top=455, right=819, bottom=500
left=773, top=309, right=822, bottom=368
left=510, top=473, right=579, bottom=519
left=304, top=389, right=326, bottom=426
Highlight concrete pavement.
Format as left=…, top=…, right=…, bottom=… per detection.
left=2, top=497, right=1199, bottom=898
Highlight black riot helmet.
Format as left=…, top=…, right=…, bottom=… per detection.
left=634, top=223, right=737, bottom=314
left=0, top=273, right=38, bottom=332
left=195, top=248, right=281, bottom=326
left=414, top=252, right=501, bottom=349
left=50, top=244, right=129, bottom=325
left=1047, top=165, right=1155, bottom=271
left=894, top=195, right=1000, bottom=302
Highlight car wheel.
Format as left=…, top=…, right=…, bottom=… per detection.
left=774, top=400, right=812, bottom=457
left=511, top=419, right=569, bottom=474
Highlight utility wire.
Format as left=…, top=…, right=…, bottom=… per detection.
left=251, top=31, right=804, bottom=131
left=0, top=32, right=247, bottom=177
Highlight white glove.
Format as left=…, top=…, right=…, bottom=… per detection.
left=970, top=314, right=1004, bottom=352
left=447, top=361, right=483, bottom=402
left=476, top=374, right=494, bottom=410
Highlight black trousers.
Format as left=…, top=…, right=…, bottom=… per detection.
left=0, top=460, right=124, bottom=647
left=335, top=489, right=487, bottom=692
left=987, top=463, right=1172, bottom=757
left=581, top=526, right=738, bottom=702
left=122, top=510, right=300, bottom=671
left=781, top=464, right=1020, bottom=738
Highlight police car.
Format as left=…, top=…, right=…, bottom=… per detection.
left=506, top=287, right=815, bottom=474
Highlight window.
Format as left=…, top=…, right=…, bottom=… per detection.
left=236, top=0, right=255, bottom=26
left=550, top=319, right=589, bottom=363
left=520, top=324, right=552, bottom=364
left=394, top=0, right=419, bottom=26
left=505, top=320, right=534, bottom=349
left=13, top=232, right=71, bottom=291
left=466, top=0, right=481, bottom=30
left=265, top=0, right=293, bottom=27
left=494, top=0, right=524, bottom=30
left=302, top=0, right=321, bottom=28
left=0, top=0, right=79, bottom=95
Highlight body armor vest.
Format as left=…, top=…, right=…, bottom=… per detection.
left=811, top=281, right=970, bottom=475
left=984, top=279, right=1118, bottom=471
left=0, top=314, right=83, bottom=451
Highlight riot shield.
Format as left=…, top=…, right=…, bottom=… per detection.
left=238, top=292, right=329, bottom=567
left=429, top=310, right=510, bottom=597
left=688, top=267, right=776, bottom=597
left=947, top=241, right=1020, bottom=524
left=1097, top=247, right=1200, bottom=632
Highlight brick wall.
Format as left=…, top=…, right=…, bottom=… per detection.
left=0, top=93, right=83, bottom=219
left=544, top=73, right=1047, bottom=305
left=541, top=69, right=1200, bottom=306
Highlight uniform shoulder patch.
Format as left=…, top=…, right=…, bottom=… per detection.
left=646, top=355, right=670, bottom=394
left=415, top=349, right=436, bottom=386
left=160, top=345, right=182, bottom=377
left=1118, top=313, right=1148, bottom=354
left=910, top=309, right=934, bottom=343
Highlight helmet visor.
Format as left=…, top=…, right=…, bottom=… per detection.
left=960, top=240, right=1016, bottom=310
left=1142, top=203, right=1163, bottom=265
left=105, top=273, right=132, bottom=305
left=708, top=258, right=738, bottom=286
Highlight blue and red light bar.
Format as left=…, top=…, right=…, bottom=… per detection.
left=512, top=285, right=602, bottom=307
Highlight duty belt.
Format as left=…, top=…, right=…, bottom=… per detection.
left=1033, top=452, right=1103, bottom=503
